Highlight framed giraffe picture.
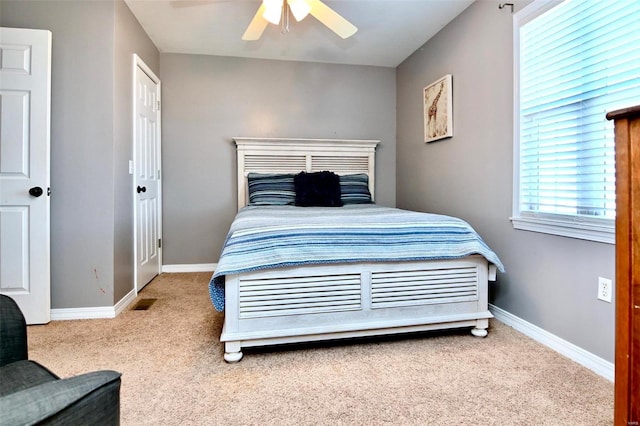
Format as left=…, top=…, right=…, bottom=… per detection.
left=423, top=74, right=453, bottom=143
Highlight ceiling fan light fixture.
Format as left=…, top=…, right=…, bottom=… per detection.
left=287, top=0, right=311, bottom=21
left=262, top=0, right=283, bottom=25
left=244, top=0, right=357, bottom=41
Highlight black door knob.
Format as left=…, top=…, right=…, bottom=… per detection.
left=29, top=186, right=44, bottom=197
left=137, top=186, right=147, bottom=194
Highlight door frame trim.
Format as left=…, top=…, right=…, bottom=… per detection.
left=132, top=53, right=162, bottom=295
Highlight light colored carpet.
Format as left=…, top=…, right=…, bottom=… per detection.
left=27, top=272, right=613, bottom=425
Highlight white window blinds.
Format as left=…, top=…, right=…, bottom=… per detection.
left=516, top=0, right=640, bottom=230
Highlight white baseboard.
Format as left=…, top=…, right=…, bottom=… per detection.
left=161, top=263, right=217, bottom=273
left=50, top=306, right=115, bottom=321
left=489, top=304, right=614, bottom=382
left=50, top=289, right=137, bottom=321
left=114, top=288, right=137, bottom=316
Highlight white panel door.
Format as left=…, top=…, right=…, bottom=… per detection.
left=0, top=27, right=51, bottom=324
left=133, top=55, right=161, bottom=292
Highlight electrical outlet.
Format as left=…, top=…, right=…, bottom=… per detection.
left=597, top=277, right=612, bottom=303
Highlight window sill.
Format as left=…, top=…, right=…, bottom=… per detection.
left=510, top=215, right=615, bottom=244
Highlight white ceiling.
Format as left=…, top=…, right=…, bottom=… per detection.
left=124, top=0, right=474, bottom=67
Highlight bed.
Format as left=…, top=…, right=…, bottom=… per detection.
left=210, top=137, right=504, bottom=362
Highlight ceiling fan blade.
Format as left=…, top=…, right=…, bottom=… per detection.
left=307, top=0, right=357, bottom=39
left=242, top=3, right=269, bottom=41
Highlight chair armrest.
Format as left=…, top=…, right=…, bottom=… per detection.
left=0, top=370, right=121, bottom=426
left=0, top=295, right=28, bottom=366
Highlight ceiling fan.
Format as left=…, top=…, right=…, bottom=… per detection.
left=242, top=0, right=357, bottom=41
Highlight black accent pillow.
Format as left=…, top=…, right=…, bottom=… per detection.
left=294, top=171, right=343, bottom=207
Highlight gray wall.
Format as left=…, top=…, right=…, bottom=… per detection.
left=1, top=0, right=159, bottom=308
left=160, top=53, right=396, bottom=264
left=396, top=0, right=615, bottom=361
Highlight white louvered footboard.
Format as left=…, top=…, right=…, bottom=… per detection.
left=239, top=274, right=362, bottom=318
left=371, top=266, right=479, bottom=308
left=221, top=256, right=493, bottom=362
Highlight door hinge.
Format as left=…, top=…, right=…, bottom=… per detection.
left=158, top=238, right=162, bottom=248
left=157, top=100, right=161, bottom=111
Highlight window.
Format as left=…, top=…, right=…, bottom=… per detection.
left=512, top=0, right=640, bottom=243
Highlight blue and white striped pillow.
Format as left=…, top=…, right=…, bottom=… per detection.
left=340, top=174, right=373, bottom=204
left=247, top=173, right=296, bottom=205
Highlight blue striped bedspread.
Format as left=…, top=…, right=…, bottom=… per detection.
left=209, top=204, right=504, bottom=311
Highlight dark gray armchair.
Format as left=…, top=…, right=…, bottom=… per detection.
left=0, top=294, right=122, bottom=425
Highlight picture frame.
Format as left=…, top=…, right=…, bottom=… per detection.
left=423, top=74, right=453, bottom=143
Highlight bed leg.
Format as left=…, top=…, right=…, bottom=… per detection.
left=224, top=341, right=243, bottom=363
left=471, top=318, right=489, bottom=338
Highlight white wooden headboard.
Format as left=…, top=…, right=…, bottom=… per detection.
left=234, top=137, right=380, bottom=210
